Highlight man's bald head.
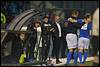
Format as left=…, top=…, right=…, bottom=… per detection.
left=54, top=15, right=60, bottom=23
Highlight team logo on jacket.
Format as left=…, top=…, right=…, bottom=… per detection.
left=44, top=24, right=51, bottom=26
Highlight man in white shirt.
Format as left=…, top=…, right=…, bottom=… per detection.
left=52, top=15, right=62, bottom=64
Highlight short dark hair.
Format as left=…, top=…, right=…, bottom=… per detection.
left=72, top=10, right=79, bottom=15
left=33, top=21, right=41, bottom=26
left=43, top=16, right=49, bottom=19
left=83, top=13, right=91, bottom=19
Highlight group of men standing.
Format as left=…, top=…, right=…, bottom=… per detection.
left=12, top=10, right=94, bottom=66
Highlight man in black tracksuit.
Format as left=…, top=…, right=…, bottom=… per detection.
left=41, top=16, right=54, bottom=62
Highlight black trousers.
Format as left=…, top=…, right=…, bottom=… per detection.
left=29, top=35, right=37, bottom=59
left=61, top=38, right=67, bottom=58
left=53, top=37, right=62, bottom=61
left=42, top=35, right=51, bottom=61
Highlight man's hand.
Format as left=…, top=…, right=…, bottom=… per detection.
left=50, top=28, right=55, bottom=32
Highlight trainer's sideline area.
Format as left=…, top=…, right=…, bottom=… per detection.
left=1, top=57, right=94, bottom=66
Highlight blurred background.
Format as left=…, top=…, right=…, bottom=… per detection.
left=1, top=1, right=99, bottom=29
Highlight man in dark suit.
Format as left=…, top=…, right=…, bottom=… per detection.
left=52, top=15, right=62, bottom=64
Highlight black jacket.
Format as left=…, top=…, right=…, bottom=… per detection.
left=41, top=21, right=53, bottom=37
left=27, top=24, right=37, bottom=47
left=11, top=34, right=30, bottom=58
left=52, top=22, right=63, bottom=39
